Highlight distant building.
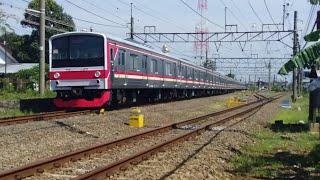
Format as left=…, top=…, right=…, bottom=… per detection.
left=0, top=44, right=37, bottom=74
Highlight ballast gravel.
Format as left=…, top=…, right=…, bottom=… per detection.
left=0, top=92, right=251, bottom=171
left=109, top=94, right=282, bottom=180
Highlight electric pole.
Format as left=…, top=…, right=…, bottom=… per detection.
left=4, top=29, right=6, bottom=77
left=268, top=60, right=271, bottom=91
left=130, top=3, right=134, bottom=40
left=39, top=0, right=45, bottom=95
left=292, top=11, right=298, bottom=102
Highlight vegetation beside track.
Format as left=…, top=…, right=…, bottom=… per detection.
left=231, top=93, right=320, bottom=179
left=0, top=89, right=55, bottom=118
left=0, top=89, right=55, bottom=101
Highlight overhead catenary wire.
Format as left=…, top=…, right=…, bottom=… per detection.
left=248, top=0, right=264, bottom=25
left=117, top=0, right=188, bottom=32
left=263, top=0, right=280, bottom=31
left=0, top=2, right=127, bottom=31
left=64, top=0, right=127, bottom=27
left=127, top=0, right=192, bottom=32
left=301, top=4, right=317, bottom=49
left=178, top=0, right=224, bottom=30
left=218, top=0, right=248, bottom=31
left=20, top=0, right=30, bottom=3
left=77, top=0, right=128, bottom=23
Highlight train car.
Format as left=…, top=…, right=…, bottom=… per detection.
left=49, top=32, right=245, bottom=109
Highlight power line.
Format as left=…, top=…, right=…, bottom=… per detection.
left=128, top=0, right=191, bottom=32
left=117, top=0, right=188, bottom=32
left=178, top=0, right=224, bottom=30
left=218, top=0, right=248, bottom=31
left=248, top=0, right=264, bottom=24
left=78, top=0, right=128, bottom=23
left=20, top=0, right=30, bottom=3
left=64, top=0, right=126, bottom=27
left=263, top=0, right=280, bottom=30
left=72, top=17, right=127, bottom=28
left=25, top=11, right=75, bottom=28
left=1, top=2, right=126, bottom=31
left=21, top=19, right=68, bottom=33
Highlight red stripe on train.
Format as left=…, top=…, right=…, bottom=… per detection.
left=50, top=70, right=106, bottom=80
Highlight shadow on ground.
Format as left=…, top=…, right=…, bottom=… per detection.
left=20, top=98, right=56, bottom=113
left=232, top=144, right=320, bottom=179
left=269, top=121, right=309, bottom=133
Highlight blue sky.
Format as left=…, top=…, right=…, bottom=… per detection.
left=2, top=0, right=315, bottom=82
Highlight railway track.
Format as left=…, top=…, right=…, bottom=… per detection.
left=0, top=94, right=281, bottom=180
left=0, top=110, right=92, bottom=126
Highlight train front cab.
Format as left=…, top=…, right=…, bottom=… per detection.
left=49, top=32, right=111, bottom=109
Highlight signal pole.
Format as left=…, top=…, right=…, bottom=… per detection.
left=268, top=60, right=271, bottom=91
left=292, top=11, right=298, bottom=102
left=130, top=3, right=134, bottom=40
left=39, top=0, right=45, bottom=95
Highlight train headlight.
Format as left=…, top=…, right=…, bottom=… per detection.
left=94, top=71, right=101, bottom=78
left=54, top=73, right=60, bottom=79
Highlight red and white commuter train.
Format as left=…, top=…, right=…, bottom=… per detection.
left=49, top=32, right=245, bottom=109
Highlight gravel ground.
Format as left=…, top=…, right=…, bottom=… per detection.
left=108, top=95, right=283, bottom=180
left=26, top=94, right=259, bottom=180
left=0, top=92, right=252, bottom=172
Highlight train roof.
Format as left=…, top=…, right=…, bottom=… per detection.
left=50, top=31, right=242, bottom=84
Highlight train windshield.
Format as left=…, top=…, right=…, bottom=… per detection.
left=51, top=35, right=104, bottom=68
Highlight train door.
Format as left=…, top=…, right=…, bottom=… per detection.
left=117, top=49, right=126, bottom=86
left=177, top=61, right=181, bottom=88
left=141, top=55, right=148, bottom=86
left=109, top=47, right=115, bottom=84
left=161, top=59, right=165, bottom=87
left=173, top=62, right=177, bottom=87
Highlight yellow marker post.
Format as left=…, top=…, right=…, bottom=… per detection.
left=129, top=107, right=144, bottom=128
left=99, top=108, right=105, bottom=114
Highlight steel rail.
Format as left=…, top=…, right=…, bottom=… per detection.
left=74, top=96, right=280, bottom=180
left=0, top=96, right=280, bottom=180
left=0, top=110, right=92, bottom=126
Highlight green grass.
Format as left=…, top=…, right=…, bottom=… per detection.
left=0, top=108, right=32, bottom=118
left=275, top=95, right=309, bottom=124
left=231, top=95, right=320, bottom=179
left=0, top=89, right=56, bottom=117
left=0, top=89, right=56, bottom=101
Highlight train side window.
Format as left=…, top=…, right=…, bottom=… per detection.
left=117, top=49, right=125, bottom=66
left=121, top=52, right=125, bottom=65
left=151, top=59, right=158, bottom=74
left=130, top=53, right=140, bottom=71
left=142, top=55, right=147, bottom=69
left=171, top=63, right=175, bottom=76
left=165, top=63, right=171, bottom=76
left=110, top=48, right=114, bottom=62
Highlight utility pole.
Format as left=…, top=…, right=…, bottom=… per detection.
left=4, top=29, right=7, bottom=77
left=292, top=11, right=298, bottom=102
left=39, top=0, right=45, bottom=95
left=130, top=3, right=134, bottom=40
left=268, top=60, right=271, bottom=91
left=224, top=7, right=227, bottom=32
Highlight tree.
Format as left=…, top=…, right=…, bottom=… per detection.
left=0, top=32, right=38, bottom=63
left=310, top=0, right=320, bottom=5
left=21, top=0, right=75, bottom=37
left=20, top=0, right=75, bottom=63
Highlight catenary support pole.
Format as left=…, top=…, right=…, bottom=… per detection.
left=292, top=11, right=298, bottom=102
left=130, top=3, right=134, bottom=40
left=39, top=0, right=45, bottom=95
left=268, top=60, right=271, bottom=91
